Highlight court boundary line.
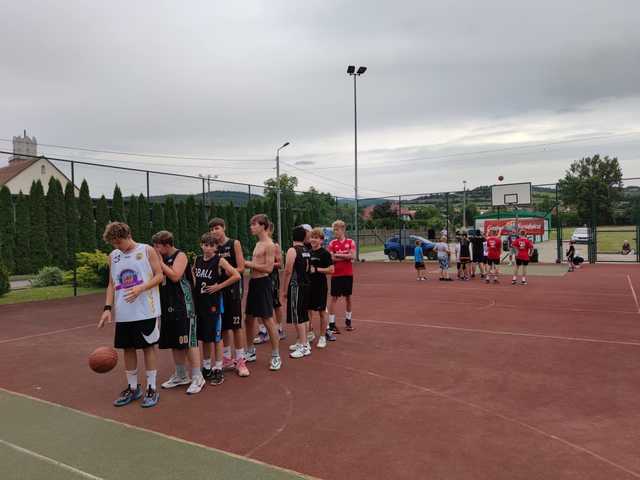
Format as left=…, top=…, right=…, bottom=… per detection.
left=0, top=324, right=96, bottom=345
left=244, top=383, right=294, bottom=458
left=627, top=275, right=640, bottom=314
left=0, top=387, right=316, bottom=480
left=358, top=318, right=640, bottom=347
left=0, top=437, right=104, bottom=480
left=315, top=359, right=640, bottom=479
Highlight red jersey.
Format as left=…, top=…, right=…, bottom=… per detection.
left=328, top=237, right=355, bottom=277
left=513, top=237, right=533, bottom=261
left=486, top=236, right=502, bottom=260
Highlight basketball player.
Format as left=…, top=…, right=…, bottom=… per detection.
left=308, top=228, right=334, bottom=346
left=485, top=227, right=502, bottom=283
left=244, top=214, right=281, bottom=371
left=98, top=222, right=163, bottom=408
left=209, top=218, right=250, bottom=377
left=512, top=229, right=534, bottom=285
left=151, top=230, right=205, bottom=395
left=328, top=220, right=356, bottom=332
left=193, top=232, right=242, bottom=386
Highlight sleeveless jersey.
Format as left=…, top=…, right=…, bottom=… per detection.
left=159, top=250, right=196, bottom=321
left=110, top=243, right=161, bottom=323
left=289, top=244, right=311, bottom=288
left=216, top=238, right=241, bottom=300
left=193, top=255, right=223, bottom=318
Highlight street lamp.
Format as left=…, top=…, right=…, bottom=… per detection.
left=462, top=180, right=467, bottom=230
left=347, top=64, right=367, bottom=261
left=276, top=142, right=290, bottom=247
left=198, top=174, right=218, bottom=207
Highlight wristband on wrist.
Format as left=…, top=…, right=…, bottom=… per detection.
left=103, top=305, right=112, bottom=312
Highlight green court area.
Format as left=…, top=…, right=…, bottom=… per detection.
left=0, top=389, right=308, bottom=480
left=0, top=286, right=102, bottom=305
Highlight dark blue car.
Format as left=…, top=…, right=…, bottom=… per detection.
left=384, top=234, right=437, bottom=261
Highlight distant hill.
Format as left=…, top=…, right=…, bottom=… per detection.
left=149, top=190, right=262, bottom=206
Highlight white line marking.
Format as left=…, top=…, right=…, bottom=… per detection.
left=627, top=275, right=640, bottom=314
left=358, top=318, right=640, bottom=347
left=244, top=383, right=294, bottom=458
left=0, top=387, right=318, bottom=480
left=0, top=438, right=104, bottom=480
left=0, top=324, right=95, bottom=345
left=315, top=359, right=640, bottom=479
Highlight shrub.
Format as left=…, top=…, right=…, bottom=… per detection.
left=0, top=262, right=9, bottom=297
left=32, top=266, right=64, bottom=287
left=75, top=250, right=110, bottom=287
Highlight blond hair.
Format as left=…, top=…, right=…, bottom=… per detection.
left=103, top=222, right=132, bottom=243
left=332, top=220, right=346, bottom=230
left=310, top=227, right=325, bottom=239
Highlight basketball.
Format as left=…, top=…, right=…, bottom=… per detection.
left=89, top=346, right=118, bottom=373
left=498, top=175, right=504, bottom=181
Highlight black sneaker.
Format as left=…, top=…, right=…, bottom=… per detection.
left=330, top=324, right=341, bottom=334
left=521, top=280, right=528, bottom=285
left=202, top=368, right=214, bottom=380
left=113, top=384, right=142, bottom=407
left=211, top=368, right=224, bottom=386
left=512, top=279, right=517, bottom=285
left=345, top=320, right=354, bottom=332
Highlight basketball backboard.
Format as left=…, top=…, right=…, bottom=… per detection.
left=491, top=182, right=532, bottom=207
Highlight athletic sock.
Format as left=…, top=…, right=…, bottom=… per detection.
left=146, top=370, right=157, bottom=390
left=202, top=358, right=212, bottom=370
left=191, top=367, right=202, bottom=379
left=522, top=277, right=527, bottom=282
left=235, top=348, right=245, bottom=360
left=126, top=370, right=138, bottom=389
left=223, top=346, right=232, bottom=360
left=272, top=349, right=280, bottom=357
left=329, top=314, right=336, bottom=327
left=345, top=311, right=352, bottom=320
left=214, top=360, right=223, bottom=371
left=175, top=364, right=187, bottom=378
left=512, top=276, right=517, bottom=281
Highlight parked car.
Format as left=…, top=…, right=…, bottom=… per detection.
left=384, top=234, right=436, bottom=261
left=571, top=227, right=590, bottom=244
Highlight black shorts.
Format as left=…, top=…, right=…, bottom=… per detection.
left=271, top=270, right=281, bottom=308
left=487, top=258, right=500, bottom=266
left=415, top=262, right=425, bottom=270
left=516, top=258, right=529, bottom=266
left=459, top=257, right=471, bottom=265
left=221, top=292, right=243, bottom=331
left=308, top=278, right=328, bottom=312
left=287, top=283, right=310, bottom=324
left=473, top=254, right=485, bottom=264
left=114, top=318, right=159, bottom=350
left=245, top=276, right=274, bottom=318
left=159, top=306, right=197, bottom=350
left=331, top=276, right=353, bottom=297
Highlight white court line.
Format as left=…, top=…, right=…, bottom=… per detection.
left=0, top=438, right=104, bottom=480
left=244, top=383, right=294, bottom=458
left=358, top=318, right=640, bottom=347
left=627, top=275, right=640, bottom=314
left=0, top=324, right=95, bottom=345
left=314, top=359, right=640, bottom=479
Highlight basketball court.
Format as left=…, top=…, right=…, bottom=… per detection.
left=2, top=260, right=640, bottom=479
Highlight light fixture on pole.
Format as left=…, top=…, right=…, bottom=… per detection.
left=462, top=180, right=467, bottom=230
left=276, top=142, right=290, bottom=247
left=347, top=64, right=367, bottom=261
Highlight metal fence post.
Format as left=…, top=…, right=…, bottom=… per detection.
left=636, top=225, right=640, bottom=263
left=398, top=195, right=402, bottom=243
left=201, top=178, right=206, bottom=206
left=445, top=193, right=450, bottom=241
left=146, top=171, right=150, bottom=200
left=555, top=184, right=562, bottom=263
left=71, top=161, right=77, bottom=297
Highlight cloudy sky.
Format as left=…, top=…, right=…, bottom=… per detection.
left=1, top=0, right=639, bottom=198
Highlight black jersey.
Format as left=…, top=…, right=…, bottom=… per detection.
left=159, top=250, right=195, bottom=319
left=459, top=238, right=471, bottom=258
left=193, top=255, right=222, bottom=318
left=216, top=238, right=241, bottom=300
left=310, top=247, right=332, bottom=286
left=289, top=244, right=311, bottom=288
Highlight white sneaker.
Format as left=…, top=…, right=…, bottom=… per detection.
left=290, top=346, right=305, bottom=359
left=161, top=373, right=190, bottom=389
left=289, top=342, right=302, bottom=352
left=317, top=336, right=327, bottom=349
left=186, top=375, right=205, bottom=395
left=307, top=331, right=316, bottom=342
left=269, top=356, right=282, bottom=370
left=303, top=344, right=311, bottom=356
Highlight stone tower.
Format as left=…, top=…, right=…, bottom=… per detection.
left=10, top=130, right=38, bottom=163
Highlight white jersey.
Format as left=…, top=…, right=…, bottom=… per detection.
left=110, top=243, right=161, bottom=323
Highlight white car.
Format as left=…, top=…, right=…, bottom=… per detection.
left=571, top=227, right=590, bottom=243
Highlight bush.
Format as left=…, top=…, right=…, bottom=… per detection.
left=75, top=250, right=110, bottom=287
left=0, top=262, right=9, bottom=297
left=32, top=266, right=64, bottom=287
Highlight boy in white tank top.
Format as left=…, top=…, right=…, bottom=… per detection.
left=98, top=222, right=164, bottom=408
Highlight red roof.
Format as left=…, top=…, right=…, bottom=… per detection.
left=0, top=160, right=37, bottom=186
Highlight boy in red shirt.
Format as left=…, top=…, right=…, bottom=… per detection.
left=328, top=220, right=356, bottom=332
left=512, top=229, right=534, bottom=285
left=485, top=227, right=502, bottom=284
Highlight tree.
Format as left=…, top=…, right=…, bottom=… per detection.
left=164, top=197, right=178, bottom=240
left=14, top=192, right=31, bottom=274
left=111, top=185, right=125, bottom=222
left=184, top=195, right=199, bottom=252
left=225, top=203, right=238, bottom=240
left=237, top=205, right=249, bottom=254
left=559, top=155, right=623, bottom=224
left=151, top=202, right=164, bottom=234
left=372, top=201, right=394, bottom=220
left=126, top=195, right=140, bottom=240
left=78, top=180, right=96, bottom=252
left=207, top=202, right=217, bottom=221
left=0, top=186, right=15, bottom=272
left=176, top=201, right=187, bottom=249
left=29, top=180, right=49, bottom=270
left=198, top=202, right=208, bottom=239
left=64, top=182, right=79, bottom=269
left=46, top=178, right=68, bottom=269
left=138, top=194, right=151, bottom=243
left=95, top=196, right=110, bottom=252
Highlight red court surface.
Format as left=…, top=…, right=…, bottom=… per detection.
left=2, top=263, right=640, bottom=479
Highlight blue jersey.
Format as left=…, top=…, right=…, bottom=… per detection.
left=414, top=246, right=424, bottom=262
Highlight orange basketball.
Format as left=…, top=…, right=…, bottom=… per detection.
left=89, top=346, right=118, bottom=373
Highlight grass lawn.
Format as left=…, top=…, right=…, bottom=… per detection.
left=549, top=225, right=637, bottom=253
left=359, top=244, right=384, bottom=254
left=0, top=285, right=102, bottom=305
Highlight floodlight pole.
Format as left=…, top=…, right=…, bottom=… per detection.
left=276, top=142, right=290, bottom=247
left=348, top=65, right=366, bottom=261
left=462, top=180, right=467, bottom=230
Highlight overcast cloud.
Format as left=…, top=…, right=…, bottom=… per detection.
left=1, top=0, right=639, bottom=197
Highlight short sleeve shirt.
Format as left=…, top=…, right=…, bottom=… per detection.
left=328, top=238, right=355, bottom=277
left=435, top=242, right=449, bottom=258
left=310, top=247, right=332, bottom=286
left=486, top=236, right=502, bottom=260
left=414, top=246, right=424, bottom=263
left=513, top=237, right=534, bottom=261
